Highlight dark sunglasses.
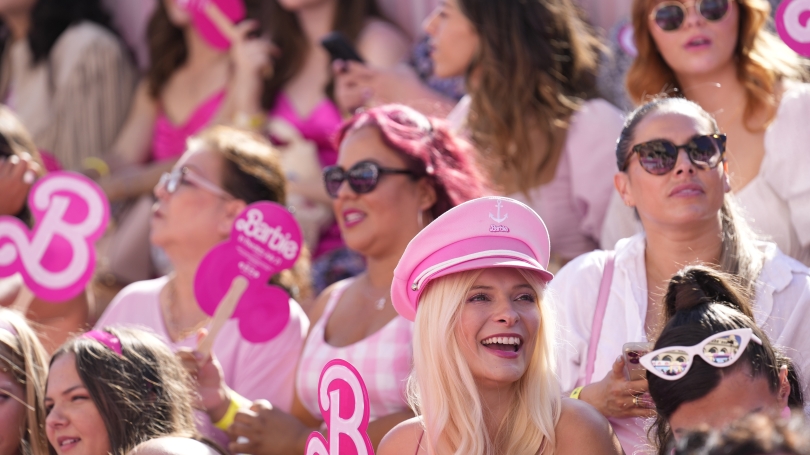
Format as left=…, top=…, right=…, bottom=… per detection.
left=625, top=134, right=726, bottom=175
left=323, top=160, right=418, bottom=198
left=650, top=0, right=732, bottom=32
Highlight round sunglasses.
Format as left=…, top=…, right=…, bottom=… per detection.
left=624, top=134, right=726, bottom=175
left=323, top=160, right=417, bottom=198
left=650, top=0, right=732, bottom=32
left=640, top=328, right=762, bottom=381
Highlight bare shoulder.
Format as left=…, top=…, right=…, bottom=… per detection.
left=378, top=417, right=424, bottom=455
left=305, top=279, right=349, bottom=328
left=554, top=399, right=624, bottom=455
left=357, top=19, right=410, bottom=67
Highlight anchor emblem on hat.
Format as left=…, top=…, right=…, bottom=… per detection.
left=489, top=199, right=509, bottom=232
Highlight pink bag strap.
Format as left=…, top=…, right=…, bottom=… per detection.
left=584, top=251, right=616, bottom=385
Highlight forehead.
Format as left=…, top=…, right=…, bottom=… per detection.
left=670, top=368, right=776, bottom=434
left=472, top=268, right=533, bottom=288
left=337, top=125, right=408, bottom=168
left=47, top=353, right=82, bottom=392
left=177, top=146, right=223, bottom=178
left=633, top=108, right=714, bottom=145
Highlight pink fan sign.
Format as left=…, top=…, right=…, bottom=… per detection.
left=0, top=172, right=109, bottom=302
left=194, top=202, right=302, bottom=354
left=776, top=0, right=810, bottom=57
left=305, top=359, right=375, bottom=455
left=177, top=0, right=245, bottom=50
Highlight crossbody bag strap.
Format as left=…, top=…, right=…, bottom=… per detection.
left=584, top=251, right=616, bottom=385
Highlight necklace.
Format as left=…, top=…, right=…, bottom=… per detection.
left=361, top=274, right=389, bottom=311
left=162, top=278, right=210, bottom=341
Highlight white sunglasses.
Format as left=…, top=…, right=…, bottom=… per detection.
left=640, top=328, right=762, bottom=381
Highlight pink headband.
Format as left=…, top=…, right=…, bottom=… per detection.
left=81, top=330, right=123, bottom=356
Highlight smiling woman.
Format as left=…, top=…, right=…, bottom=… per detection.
left=44, top=327, right=198, bottom=455
left=222, top=105, right=486, bottom=455
left=378, top=197, right=623, bottom=455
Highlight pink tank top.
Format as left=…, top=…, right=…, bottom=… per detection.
left=296, top=279, right=414, bottom=420
left=151, top=90, right=226, bottom=161
left=269, top=93, right=343, bottom=257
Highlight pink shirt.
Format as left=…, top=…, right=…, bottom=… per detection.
left=296, top=279, right=413, bottom=420
left=269, top=93, right=343, bottom=258
left=151, top=90, right=226, bottom=162
left=97, top=277, right=309, bottom=442
left=508, top=99, right=625, bottom=263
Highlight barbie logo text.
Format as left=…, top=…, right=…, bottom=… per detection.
left=0, top=172, right=109, bottom=302
left=305, top=359, right=374, bottom=455
left=235, top=208, right=299, bottom=260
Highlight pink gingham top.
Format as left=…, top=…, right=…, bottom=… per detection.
left=296, top=279, right=414, bottom=420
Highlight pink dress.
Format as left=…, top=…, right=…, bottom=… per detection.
left=269, top=93, right=343, bottom=258
left=96, top=276, right=310, bottom=446
left=151, top=90, right=226, bottom=161
left=296, top=279, right=413, bottom=420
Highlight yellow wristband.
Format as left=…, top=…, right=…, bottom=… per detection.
left=213, top=392, right=251, bottom=430
left=82, top=156, right=110, bottom=178
left=569, top=386, right=584, bottom=400
left=233, top=112, right=267, bottom=132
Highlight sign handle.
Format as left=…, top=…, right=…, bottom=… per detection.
left=10, top=285, right=34, bottom=315
left=197, top=275, right=248, bottom=357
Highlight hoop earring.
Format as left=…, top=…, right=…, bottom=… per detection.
left=417, top=210, right=424, bottom=229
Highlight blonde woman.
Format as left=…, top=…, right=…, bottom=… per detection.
left=0, top=308, right=49, bottom=455
left=380, top=197, right=622, bottom=455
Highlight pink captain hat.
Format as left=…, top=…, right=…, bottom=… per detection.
left=392, top=196, right=553, bottom=322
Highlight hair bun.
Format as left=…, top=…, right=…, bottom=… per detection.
left=663, top=265, right=753, bottom=320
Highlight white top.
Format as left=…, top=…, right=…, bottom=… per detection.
left=550, top=234, right=810, bottom=455
left=600, top=83, right=810, bottom=266
left=509, top=99, right=625, bottom=263
left=97, top=277, right=310, bottom=445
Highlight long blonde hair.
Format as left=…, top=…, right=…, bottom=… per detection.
left=407, top=269, right=561, bottom=455
left=0, top=309, right=49, bottom=455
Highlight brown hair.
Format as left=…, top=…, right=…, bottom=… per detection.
left=458, top=0, right=602, bottom=194
left=49, top=327, right=197, bottom=455
left=0, top=309, right=49, bottom=455
left=188, top=125, right=312, bottom=300
left=145, top=2, right=187, bottom=99
left=0, top=105, right=46, bottom=227
left=649, top=266, right=804, bottom=455
left=255, top=0, right=385, bottom=110
left=626, top=0, right=808, bottom=131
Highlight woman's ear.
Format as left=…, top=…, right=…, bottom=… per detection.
left=417, top=178, right=438, bottom=214
left=218, top=199, right=247, bottom=237
left=778, top=365, right=791, bottom=407
left=614, top=172, right=635, bottom=207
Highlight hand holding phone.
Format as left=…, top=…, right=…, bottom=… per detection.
left=321, top=32, right=365, bottom=63
left=622, top=342, right=653, bottom=381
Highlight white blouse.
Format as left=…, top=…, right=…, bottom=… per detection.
left=600, top=83, right=810, bottom=266
left=550, top=234, right=810, bottom=455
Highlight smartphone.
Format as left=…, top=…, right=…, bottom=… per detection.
left=622, top=342, right=653, bottom=381
left=321, top=32, right=365, bottom=63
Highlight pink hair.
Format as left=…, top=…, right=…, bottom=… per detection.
left=335, top=104, right=489, bottom=219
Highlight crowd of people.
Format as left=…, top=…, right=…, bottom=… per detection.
left=0, top=0, right=809, bottom=454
